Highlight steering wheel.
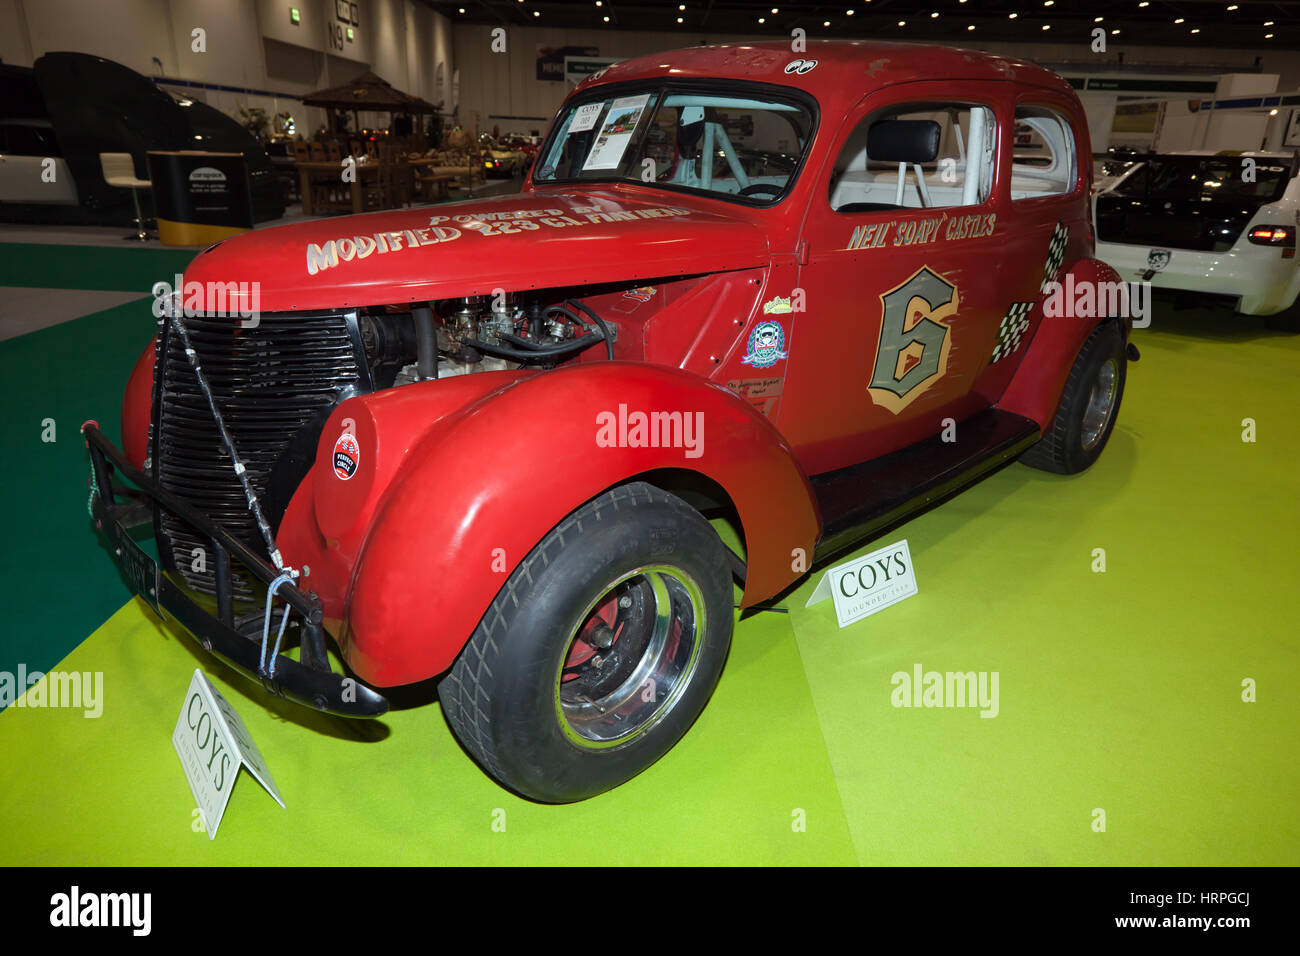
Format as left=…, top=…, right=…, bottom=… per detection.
left=738, top=182, right=782, bottom=198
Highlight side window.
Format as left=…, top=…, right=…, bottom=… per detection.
left=828, top=102, right=996, bottom=213
left=1011, top=106, right=1076, bottom=200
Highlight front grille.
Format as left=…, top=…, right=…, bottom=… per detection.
left=154, top=311, right=366, bottom=599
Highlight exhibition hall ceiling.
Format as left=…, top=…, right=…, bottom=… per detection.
left=423, top=0, right=1300, bottom=50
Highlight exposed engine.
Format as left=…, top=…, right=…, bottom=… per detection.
left=358, top=293, right=617, bottom=390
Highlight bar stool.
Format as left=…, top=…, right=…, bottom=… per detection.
left=99, top=152, right=155, bottom=241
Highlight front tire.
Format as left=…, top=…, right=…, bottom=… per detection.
left=438, top=482, right=734, bottom=803
left=1020, top=321, right=1127, bottom=475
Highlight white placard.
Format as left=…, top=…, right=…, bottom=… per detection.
left=805, top=539, right=918, bottom=628
left=582, top=93, right=651, bottom=170
left=568, top=102, right=604, bottom=133
left=172, top=669, right=284, bottom=841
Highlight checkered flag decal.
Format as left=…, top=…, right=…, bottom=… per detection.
left=991, top=302, right=1033, bottom=364
left=1041, top=221, right=1069, bottom=293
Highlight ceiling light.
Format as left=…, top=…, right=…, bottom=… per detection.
left=967, top=24, right=975, bottom=30
left=1264, top=21, right=1274, bottom=26
left=1266, top=32, right=1274, bottom=38
left=1094, top=16, right=1103, bottom=22
left=1227, top=4, right=1238, bottom=10
left=676, top=16, right=683, bottom=23
left=931, top=11, right=939, bottom=17
left=823, top=20, right=831, bottom=26
left=898, top=20, right=905, bottom=27
left=1111, top=29, right=1120, bottom=34
left=758, top=16, right=765, bottom=23
left=1042, top=24, right=1050, bottom=30
left=1174, top=17, right=1184, bottom=24
left=1009, top=12, right=1018, bottom=19
left=1190, top=27, right=1199, bottom=33
left=602, top=15, right=609, bottom=21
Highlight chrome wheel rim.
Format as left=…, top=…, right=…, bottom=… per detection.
left=555, top=566, right=705, bottom=750
left=1080, top=357, right=1119, bottom=451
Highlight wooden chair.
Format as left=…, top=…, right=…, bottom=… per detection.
left=418, top=172, right=453, bottom=202
left=326, top=140, right=343, bottom=163
left=390, top=151, right=412, bottom=207
left=300, top=144, right=353, bottom=215
left=361, top=144, right=408, bottom=210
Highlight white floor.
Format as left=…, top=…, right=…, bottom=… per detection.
left=0, top=288, right=147, bottom=340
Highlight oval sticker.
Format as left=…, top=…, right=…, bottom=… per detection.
left=332, top=432, right=360, bottom=480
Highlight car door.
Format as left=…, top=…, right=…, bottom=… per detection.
left=970, top=94, right=1090, bottom=407
left=780, top=81, right=1010, bottom=477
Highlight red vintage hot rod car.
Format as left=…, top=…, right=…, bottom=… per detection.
left=84, top=41, right=1134, bottom=803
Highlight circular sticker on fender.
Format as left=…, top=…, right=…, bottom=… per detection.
left=332, top=432, right=360, bottom=480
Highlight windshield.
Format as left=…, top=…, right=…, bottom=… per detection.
left=534, top=85, right=814, bottom=204
left=1113, top=156, right=1293, bottom=205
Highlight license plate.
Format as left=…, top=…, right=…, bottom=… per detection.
left=110, top=522, right=163, bottom=618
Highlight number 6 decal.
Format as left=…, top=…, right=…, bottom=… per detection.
left=867, top=266, right=958, bottom=414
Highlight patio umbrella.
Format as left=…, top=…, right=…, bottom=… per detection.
left=302, top=71, right=439, bottom=138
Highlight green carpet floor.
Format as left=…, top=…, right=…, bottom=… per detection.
left=0, top=297, right=160, bottom=680
left=0, top=601, right=853, bottom=865
left=0, top=243, right=1296, bottom=864
left=0, top=242, right=197, bottom=293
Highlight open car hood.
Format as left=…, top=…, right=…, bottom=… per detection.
left=182, top=186, right=771, bottom=313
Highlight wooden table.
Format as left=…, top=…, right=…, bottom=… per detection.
left=295, top=160, right=396, bottom=215
left=270, top=155, right=299, bottom=203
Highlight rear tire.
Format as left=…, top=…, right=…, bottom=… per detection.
left=1020, top=321, right=1127, bottom=475
left=1265, top=297, right=1300, bottom=332
left=438, top=482, right=733, bottom=803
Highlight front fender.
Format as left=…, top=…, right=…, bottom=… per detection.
left=330, top=362, right=819, bottom=687
left=121, top=337, right=155, bottom=470
left=996, top=257, right=1127, bottom=429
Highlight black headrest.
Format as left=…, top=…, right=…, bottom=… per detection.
left=868, top=119, right=941, bottom=164
left=677, top=119, right=704, bottom=153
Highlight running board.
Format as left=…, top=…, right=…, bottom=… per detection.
left=811, top=409, right=1041, bottom=564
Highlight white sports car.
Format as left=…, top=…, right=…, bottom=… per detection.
left=1094, top=151, right=1300, bottom=320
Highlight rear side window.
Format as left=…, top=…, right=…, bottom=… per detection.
left=1112, top=156, right=1291, bottom=205
left=1011, top=106, right=1076, bottom=199
left=0, top=123, right=62, bottom=157
left=828, top=102, right=996, bottom=213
